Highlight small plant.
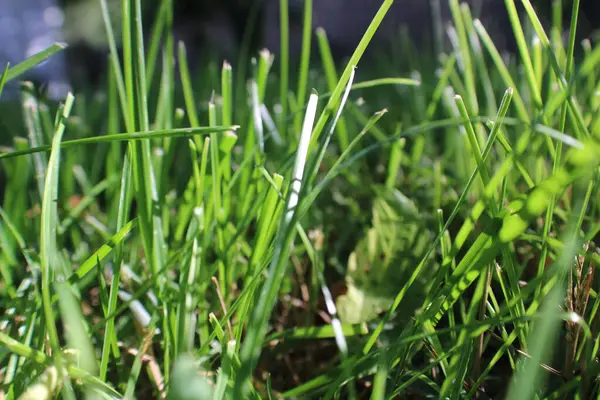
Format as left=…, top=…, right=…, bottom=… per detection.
left=1, top=0, right=600, bottom=399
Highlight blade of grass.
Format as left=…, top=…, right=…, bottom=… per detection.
left=0, top=63, right=9, bottom=98
left=293, top=0, right=313, bottom=135
left=39, top=92, right=76, bottom=399
left=308, top=0, right=395, bottom=149
left=278, top=0, right=290, bottom=137
left=5, top=43, right=68, bottom=83
left=234, top=91, right=319, bottom=397
left=0, top=126, right=235, bottom=160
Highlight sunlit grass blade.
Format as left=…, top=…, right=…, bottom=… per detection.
left=4, top=43, right=68, bottom=83
left=0, top=126, right=235, bottom=160
left=307, top=66, right=356, bottom=183
left=234, top=91, right=319, bottom=397
left=293, top=0, right=312, bottom=134
left=63, top=217, right=138, bottom=288
left=449, top=0, right=478, bottom=114
left=316, top=27, right=350, bottom=150
left=38, top=92, right=75, bottom=399
left=309, top=0, right=394, bottom=148
left=0, top=63, right=9, bottom=98
left=278, top=0, right=290, bottom=137
left=20, top=83, right=49, bottom=198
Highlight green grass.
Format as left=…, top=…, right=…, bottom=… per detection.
left=1, top=0, right=600, bottom=398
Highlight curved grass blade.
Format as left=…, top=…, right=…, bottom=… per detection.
left=0, top=126, right=236, bottom=160
left=0, top=63, right=9, bottom=98
left=234, top=91, right=319, bottom=398
left=308, top=0, right=395, bottom=148
left=5, top=43, right=68, bottom=83
left=39, top=92, right=75, bottom=398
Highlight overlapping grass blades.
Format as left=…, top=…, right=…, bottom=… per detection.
left=1, top=0, right=600, bottom=398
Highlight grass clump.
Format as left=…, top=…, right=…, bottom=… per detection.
left=1, top=0, right=600, bottom=398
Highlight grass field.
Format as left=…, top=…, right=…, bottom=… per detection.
left=1, top=0, right=600, bottom=398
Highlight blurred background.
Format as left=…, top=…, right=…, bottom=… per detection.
left=1, top=0, right=599, bottom=99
